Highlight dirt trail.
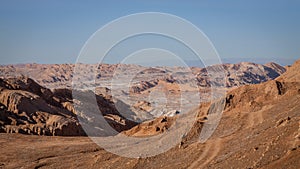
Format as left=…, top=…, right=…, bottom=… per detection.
left=187, top=138, right=222, bottom=169
left=245, top=106, right=272, bottom=128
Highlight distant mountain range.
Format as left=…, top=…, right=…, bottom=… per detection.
left=0, top=62, right=286, bottom=89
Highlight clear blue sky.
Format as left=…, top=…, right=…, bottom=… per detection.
left=0, top=0, right=299, bottom=66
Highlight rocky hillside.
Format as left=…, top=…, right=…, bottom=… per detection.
left=0, top=77, right=137, bottom=136
left=105, top=59, right=299, bottom=168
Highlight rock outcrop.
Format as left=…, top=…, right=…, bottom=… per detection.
left=0, top=77, right=137, bottom=136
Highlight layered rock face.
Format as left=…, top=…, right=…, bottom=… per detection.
left=0, top=77, right=137, bottom=136
left=0, top=77, right=82, bottom=136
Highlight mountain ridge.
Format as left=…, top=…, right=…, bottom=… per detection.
left=0, top=62, right=286, bottom=89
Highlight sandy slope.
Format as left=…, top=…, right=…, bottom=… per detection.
left=0, top=94, right=299, bottom=169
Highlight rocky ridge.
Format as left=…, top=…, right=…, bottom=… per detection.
left=0, top=62, right=286, bottom=90
left=0, top=77, right=137, bottom=136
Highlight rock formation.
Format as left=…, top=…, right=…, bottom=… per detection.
left=0, top=77, right=137, bottom=136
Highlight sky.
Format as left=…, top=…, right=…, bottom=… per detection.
left=0, top=0, right=299, bottom=66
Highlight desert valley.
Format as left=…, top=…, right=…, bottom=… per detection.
left=0, top=60, right=299, bottom=168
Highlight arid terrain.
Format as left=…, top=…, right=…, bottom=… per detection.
left=0, top=60, right=299, bottom=169
left=0, top=62, right=286, bottom=89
